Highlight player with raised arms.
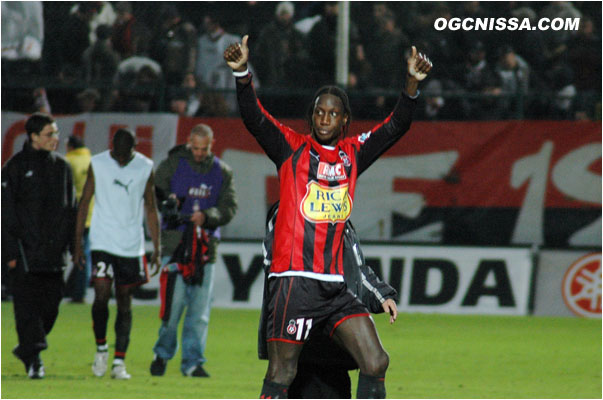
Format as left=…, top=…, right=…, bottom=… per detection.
left=224, top=35, right=431, bottom=398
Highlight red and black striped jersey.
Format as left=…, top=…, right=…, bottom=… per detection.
left=237, top=75, right=416, bottom=282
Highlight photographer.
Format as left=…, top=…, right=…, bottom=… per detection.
left=150, top=124, right=237, bottom=377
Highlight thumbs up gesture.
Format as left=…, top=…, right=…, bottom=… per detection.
left=224, top=34, right=250, bottom=72
left=407, top=46, right=433, bottom=81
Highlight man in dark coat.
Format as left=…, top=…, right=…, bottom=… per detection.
left=2, top=112, right=76, bottom=379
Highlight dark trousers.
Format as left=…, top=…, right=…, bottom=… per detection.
left=288, top=364, right=352, bottom=399
left=10, top=267, right=64, bottom=361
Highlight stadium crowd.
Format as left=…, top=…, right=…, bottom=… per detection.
left=1, top=1, right=601, bottom=120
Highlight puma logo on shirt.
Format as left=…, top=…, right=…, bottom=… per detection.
left=113, top=179, right=133, bottom=193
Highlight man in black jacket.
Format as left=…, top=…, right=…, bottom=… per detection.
left=1, top=112, right=76, bottom=379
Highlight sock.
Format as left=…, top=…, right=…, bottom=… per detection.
left=114, top=309, right=132, bottom=356
left=92, top=302, right=109, bottom=344
left=357, top=373, right=386, bottom=399
left=113, top=358, right=125, bottom=366
left=96, top=342, right=108, bottom=352
left=114, top=351, right=126, bottom=362
left=260, top=379, right=289, bottom=399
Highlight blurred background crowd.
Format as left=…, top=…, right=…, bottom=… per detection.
left=2, top=1, right=601, bottom=120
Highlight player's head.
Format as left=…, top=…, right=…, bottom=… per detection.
left=25, top=112, right=59, bottom=152
left=112, top=128, right=136, bottom=166
left=188, top=124, right=214, bottom=163
left=67, top=135, right=84, bottom=151
left=307, top=85, right=351, bottom=146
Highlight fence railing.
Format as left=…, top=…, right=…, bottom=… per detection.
left=2, top=77, right=600, bottom=121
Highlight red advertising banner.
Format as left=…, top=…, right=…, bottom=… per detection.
left=177, top=117, right=601, bottom=247
left=2, top=112, right=600, bottom=247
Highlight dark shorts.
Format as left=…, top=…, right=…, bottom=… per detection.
left=265, top=276, right=369, bottom=344
left=91, top=251, right=149, bottom=287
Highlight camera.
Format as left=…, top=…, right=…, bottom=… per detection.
left=161, top=197, right=182, bottom=228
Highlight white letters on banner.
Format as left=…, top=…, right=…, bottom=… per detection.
left=552, top=144, right=602, bottom=246
left=354, top=151, right=459, bottom=241
left=511, top=141, right=553, bottom=245
left=512, top=141, right=602, bottom=247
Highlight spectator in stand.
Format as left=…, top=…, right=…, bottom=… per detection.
left=71, top=1, right=116, bottom=45
left=32, top=88, right=52, bottom=114
left=419, top=4, right=462, bottom=81
left=168, top=88, right=192, bottom=117
left=83, top=24, right=120, bottom=83
left=75, top=88, right=102, bottom=113
left=306, top=2, right=369, bottom=88
left=46, top=64, right=81, bottom=114
left=545, top=54, right=576, bottom=120
left=508, top=6, right=547, bottom=76
left=459, top=41, right=502, bottom=120
left=540, top=1, right=582, bottom=61
left=112, top=47, right=162, bottom=112
left=365, top=6, right=409, bottom=89
left=456, top=1, right=491, bottom=53
left=126, top=65, right=161, bottom=112
left=568, top=17, right=602, bottom=120
left=111, top=2, right=150, bottom=59
left=90, top=2, right=116, bottom=43
left=168, top=73, right=229, bottom=117
left=195, top=11, right=259, bottom=115
left=305, top=2, right=343, bottom=86
left=252, top=2, right=307, bottom=88
left=495, top=46, right=530, bottom=118
left=60, top=2, right=100, bottom=73
left=150, top=5, right=197, bottom=86
left=226, top=1, right=274, bottom=42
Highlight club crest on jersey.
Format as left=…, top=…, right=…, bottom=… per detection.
left=286, top=320, right=297, bottom=335
left=358, top=131, right=372, bottom=144
left=338, top=150, right=351, bottom=167
left=317, top=162, right=347, bottom=181
left=300, top=181, right=352, bottom=224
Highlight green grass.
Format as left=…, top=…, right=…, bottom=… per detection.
left=1, top=302, right=601, bottom=398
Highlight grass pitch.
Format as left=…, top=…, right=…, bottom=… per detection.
left=1, top=302, right=601, bottom=399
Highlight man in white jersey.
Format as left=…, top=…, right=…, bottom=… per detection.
left=74, top=128, right=161, bottom=380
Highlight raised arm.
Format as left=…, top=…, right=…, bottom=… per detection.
left=224, top=35, right=303, bottom=168
left=356, top=46, right=433, bottom=175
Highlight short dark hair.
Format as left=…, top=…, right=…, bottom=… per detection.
left=25, top=112, right=55, bottom=138
left=112, top=128, right=136, bottom=154
left=306, top=85, right=352, bottom=137
left=68, top=135, right=84, bottom=149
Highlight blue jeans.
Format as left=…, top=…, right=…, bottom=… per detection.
left=153, top=258, right=215, bottom=374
